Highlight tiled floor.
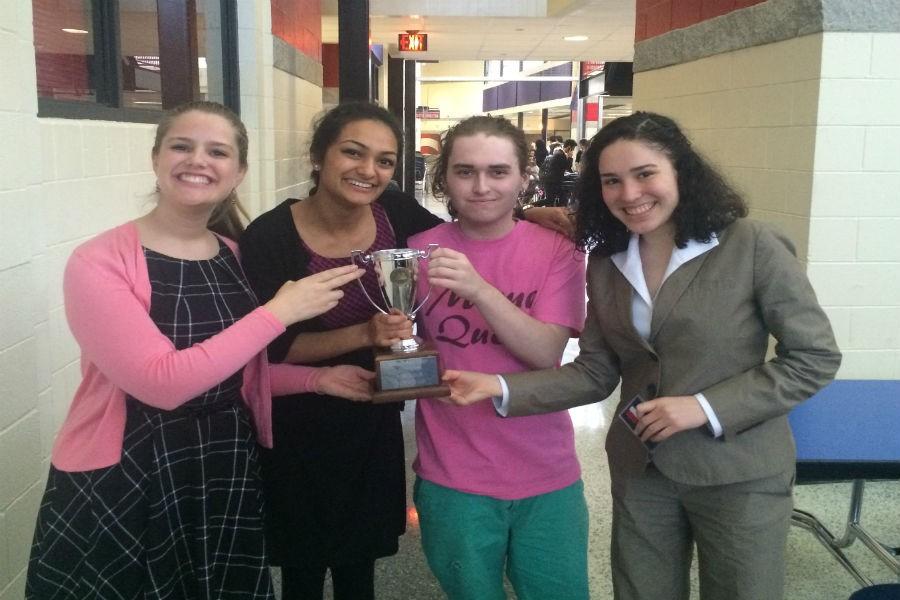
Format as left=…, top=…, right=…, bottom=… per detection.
left=273, top=195, right=900, bottom=599
left=274, top=343, right=899, bottom=600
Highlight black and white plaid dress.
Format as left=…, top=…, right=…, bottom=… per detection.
left=27, top=240, right=274, bottom=600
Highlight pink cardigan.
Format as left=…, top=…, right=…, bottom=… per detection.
left=52, top=222, right=320, bottom=472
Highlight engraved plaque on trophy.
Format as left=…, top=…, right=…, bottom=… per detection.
left=350, top=244, right=450, bottom=403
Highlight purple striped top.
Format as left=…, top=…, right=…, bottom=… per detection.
left=304, top=203, right=398, bottom=329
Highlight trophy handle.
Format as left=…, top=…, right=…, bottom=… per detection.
left=408, top=243, right=439, bottom=319
left=350, top=250, right=389, bottom=315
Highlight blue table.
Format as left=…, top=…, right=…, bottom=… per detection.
left=790, top=380, right=900, bottom=587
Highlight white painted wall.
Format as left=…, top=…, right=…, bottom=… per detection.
left=807, top=31, right=900, bottom=379
left=419, top=82, right=485, bottom=127
left=236, top=0, right=277, bottom=217
left=237, top=2, right=322, bottom=210
left=0, top=4, right=122, bottom=595
left=0, top=3, right=324, bottom=595
left=273, top=69, right=324, bottom=203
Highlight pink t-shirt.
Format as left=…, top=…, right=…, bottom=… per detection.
left=409, top=221, right=586, bottom=500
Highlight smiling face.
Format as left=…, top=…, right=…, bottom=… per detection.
left=445, top=133, right=528, bottom=240
left=152, top=110, right=246, bottom=213
left=598, top=138, right=679, bottom=242
left=315, top=119, right=398, bottom=208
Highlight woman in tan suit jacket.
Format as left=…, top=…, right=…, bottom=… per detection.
left=442, top=112, right=841, bottom=600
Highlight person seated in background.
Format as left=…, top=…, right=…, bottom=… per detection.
left=532, top=138, right=549, bottom=168
left=540, top=138, right=578, bottom=206
left=574, top=138, right=589, bottom=172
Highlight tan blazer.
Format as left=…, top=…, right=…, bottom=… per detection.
left=505, top=219, right=841, bottom=486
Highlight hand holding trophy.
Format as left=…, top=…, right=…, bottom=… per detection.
left=350, top=244, right=451, bottom=403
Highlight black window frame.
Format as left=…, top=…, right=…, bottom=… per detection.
left=36, top=0, right=240, bottom=122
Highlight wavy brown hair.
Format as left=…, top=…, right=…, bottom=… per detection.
left=152, top=101, right=250, bottom=240
left=575, top=112, right=747, bottom=256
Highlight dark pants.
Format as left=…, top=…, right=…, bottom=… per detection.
left=280, top=560, right=375, bottom=600
left=538, top=183, right=564, bottom=206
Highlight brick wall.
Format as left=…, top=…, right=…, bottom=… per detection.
left=636, top=0, right=765, bottom=41
left=271, top=0, right=322, bottom=61
left=322, top=43, right=339, bottom=88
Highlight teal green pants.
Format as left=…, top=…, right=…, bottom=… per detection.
left=414, top=477, right=589, bottom=600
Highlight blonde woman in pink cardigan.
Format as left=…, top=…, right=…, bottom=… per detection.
left=26, top=101, right=373, bottom=600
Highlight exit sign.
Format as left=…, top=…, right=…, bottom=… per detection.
left=399, top=33, right=428, bottom=52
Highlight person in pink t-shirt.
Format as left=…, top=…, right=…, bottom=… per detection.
left=408, top=115, right=589, bottom=599
left=26, top=101, right=373, bottom=600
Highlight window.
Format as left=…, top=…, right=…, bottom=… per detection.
left=370, top=44, right=383, bottom=102
left=119, top=3, right=163, bottom=110
left=33, top=0, right=95, bottom=103
left=501, top=60, right=520, bottom=76
left=33, top=0, right=239, bottom=122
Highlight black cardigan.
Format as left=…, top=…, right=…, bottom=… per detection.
left=238, top=189, right=443, bottom=565
left=239, top=189, right=444, bottom=367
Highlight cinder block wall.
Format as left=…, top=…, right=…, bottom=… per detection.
left=632, top=1, right=900, bottom=379
left=0, top=45, right=192, bottom=600
left=634, top=34, right=823, bottom=255
left=273, top=68, right=323, bottom=203
left=806, top=31, right=900, bottom=378
left=0, top=3, right=326, bottom=595
left=0, top=7, right=161, bottom=594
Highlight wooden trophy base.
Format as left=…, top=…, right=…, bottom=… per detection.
left=372, top=343, right=450, bottom=403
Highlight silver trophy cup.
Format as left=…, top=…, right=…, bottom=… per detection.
left=350, top=244, right=438, bottom=352
left=350, top=244, right=448, bottom=401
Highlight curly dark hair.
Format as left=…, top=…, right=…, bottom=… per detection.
left=575, top=111, right=747, bottom=256
left=308, top=101, right=403, bottom=192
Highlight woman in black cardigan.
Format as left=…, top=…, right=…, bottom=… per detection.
left=240, top=102, right=440, bottom=600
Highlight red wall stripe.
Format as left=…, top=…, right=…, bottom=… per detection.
left=636, top=0, right=765, bottom=42
left=271, top=0, right=322, bottom=61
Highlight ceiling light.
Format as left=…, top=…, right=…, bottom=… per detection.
left=62, top=28, right=89, bottom=34
left=564, top=35, right=588, bottom=42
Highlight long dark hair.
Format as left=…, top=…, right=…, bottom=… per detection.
left=307, top=102, right=403, bottom=193
left=153, top=100, right=250, bottom=240
left=575, top=112, right=747, bottom=256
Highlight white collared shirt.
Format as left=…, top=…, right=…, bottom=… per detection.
left=498, top=233, right=724, bottom=438
left=609, top=233, right=723, bottom=437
